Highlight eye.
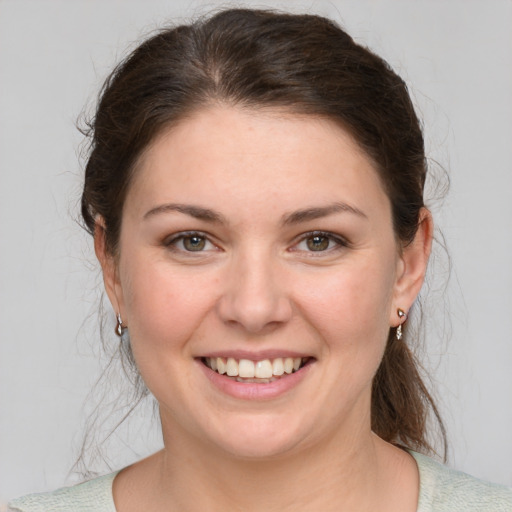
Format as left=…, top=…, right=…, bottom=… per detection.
left=182, top=235, right=207, bottom=251
left=306, top=235, right=330, bottom=251
left=165, top=232, right=216, bottom=252
left=293, top=231, right=347, bottom=253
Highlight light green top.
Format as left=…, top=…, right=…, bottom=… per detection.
left=8, top=472, right=119, bottom=512
left=412, top=451, right=512, bottom=511
left=8, top=452, right=512, bottom=511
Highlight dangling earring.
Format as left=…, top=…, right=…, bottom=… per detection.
left=115, top=312, right=126, bottom=337
left=396, top=308, right=407, bottom=340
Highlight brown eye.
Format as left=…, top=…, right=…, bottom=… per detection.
left=306, top=235, right=330, bottom=251
left=183, top=235, right=206, bottom=251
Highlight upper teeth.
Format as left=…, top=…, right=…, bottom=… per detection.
left=205, top=357, right=304, bottom=378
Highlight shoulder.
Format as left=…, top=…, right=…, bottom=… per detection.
left=7, top=472, right=118, bottom=512
left=411, top=451, right=512, bottom=512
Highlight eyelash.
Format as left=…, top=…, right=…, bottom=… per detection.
left=290, top=231, right=349, bottom=255
left=164, top=230, right=348, bottom=254
left=164, top=231, right=217, bottom=253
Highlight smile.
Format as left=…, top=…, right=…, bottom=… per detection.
left=202, top=357, right=310, bottom=383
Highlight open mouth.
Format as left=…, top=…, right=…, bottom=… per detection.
left=201, top=356, right=311, bottom=383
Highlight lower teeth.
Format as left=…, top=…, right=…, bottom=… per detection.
left=234, top=376, right=279, bottom=383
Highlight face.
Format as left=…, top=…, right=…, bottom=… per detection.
left=100, top=106, right=426, bottom=459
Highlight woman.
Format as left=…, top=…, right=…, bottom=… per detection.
left=8, top=8, right=512, bottom=512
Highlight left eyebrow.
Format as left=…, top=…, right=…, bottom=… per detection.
left=281, top=202, right=368, bottom=226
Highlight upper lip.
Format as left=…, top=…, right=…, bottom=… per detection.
left=197, top=350, right=314, bottom=360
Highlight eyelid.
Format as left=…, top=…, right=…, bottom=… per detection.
left=164, top=230, right=219, bottom=251
left=289, top=230, right=349, bottom=253
left=162, top=229, right=348, bottom=254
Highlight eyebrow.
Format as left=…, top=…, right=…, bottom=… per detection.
left=142, top=201, right=367, bottom=225
left=143, top=203, right=227, bottom=223
left=281, top=202, right=367, bottom=225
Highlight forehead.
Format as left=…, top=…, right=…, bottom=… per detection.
left=125, top=106, right=390, bottom=222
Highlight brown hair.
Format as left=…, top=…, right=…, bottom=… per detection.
left=81, top=8, right=446, bottom=457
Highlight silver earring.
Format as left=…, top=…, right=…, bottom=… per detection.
left=396, top=308, right=407, bottom=340
left=115, top=313, right=126, bottom=337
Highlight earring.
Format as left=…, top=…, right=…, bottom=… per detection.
left=115, top=313, right=126, bottom=337
left=396, top=308, right=407, bottom=340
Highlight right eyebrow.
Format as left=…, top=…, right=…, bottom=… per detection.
left=142, top=203, right=227, bottom=224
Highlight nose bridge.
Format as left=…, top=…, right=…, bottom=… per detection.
left=218, top=243, right=292, bottom=332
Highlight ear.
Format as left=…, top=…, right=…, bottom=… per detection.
left=390, top=208, right=433, bottom=326
left=94, top=218, right=125, bottom=318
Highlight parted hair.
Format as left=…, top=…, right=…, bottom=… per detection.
left=81, top=8, right=446, bottom=457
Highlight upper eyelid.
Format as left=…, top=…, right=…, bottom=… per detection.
left=163, top=230, right=348, bottom=249
left=164, top=231, right=218, bottom=250
left=165, top=230, right=212, bottom=242
left=292, top=230, right=348, bottom=246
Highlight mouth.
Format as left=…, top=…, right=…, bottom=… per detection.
left=201, top=356, right=311, bottom=383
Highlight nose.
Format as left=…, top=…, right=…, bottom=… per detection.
left=216, top=249, right=293, bottom=334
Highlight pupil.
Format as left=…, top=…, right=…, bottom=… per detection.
left=307, top=236, right=329, bottom=251
left=184, top=236, right=205, bottom=251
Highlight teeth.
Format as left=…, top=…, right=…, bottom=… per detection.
left=239, top=359, right=255, bottom=378
left=284, top=357, right=294, bottom=374
left=272, top=358, right=284, bottom=375
left=206, top=356, right=307, bottom=379
left=217, top=358, right=226, bottom=375
left=255, top=359, right=273, bottom=378
left=236, top=377, right=277, bottom=383
left=226, top=357, right=238, bottom=377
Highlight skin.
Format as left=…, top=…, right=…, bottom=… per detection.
left=95, top=106, right=433, bottom=511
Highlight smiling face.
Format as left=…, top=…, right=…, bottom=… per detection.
left=98, top=106, right=427, bottom=459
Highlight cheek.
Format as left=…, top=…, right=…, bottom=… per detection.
left=119, top=254, right=219, bottom=359
left=293, top=255, right=396, bottom=357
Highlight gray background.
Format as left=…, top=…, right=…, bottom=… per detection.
left=1, top=0, right=511, bottom=501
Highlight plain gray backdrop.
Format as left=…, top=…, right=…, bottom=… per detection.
left=1, top=0, right=511, bottom=501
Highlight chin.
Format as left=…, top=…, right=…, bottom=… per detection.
left=202, top=413, right=314, bottom=461
left=218, top=435, right=302, bottom=461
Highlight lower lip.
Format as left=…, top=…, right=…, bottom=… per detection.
left=197, top=359, right=313, bottom=400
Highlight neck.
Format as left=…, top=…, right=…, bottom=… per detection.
left=156, top=420, right=383, bottom=511
left=113, top=411, right=418, bottom=512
